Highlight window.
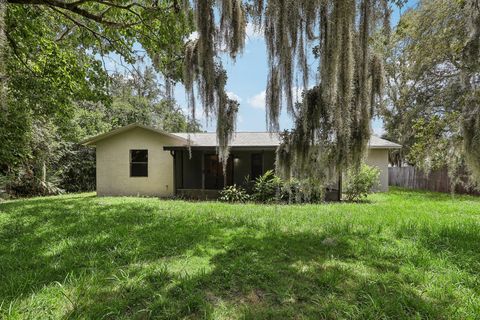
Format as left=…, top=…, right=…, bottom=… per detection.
left=130, top=150, right=148, bottom=177
left=251, top=153, right=263, bottom=179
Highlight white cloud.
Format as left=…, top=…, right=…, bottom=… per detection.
left=248, top=90, right=266, bottom=109
left=186, top=31, right=199, bottom=42
left=248, top=87, right=305, bottom=110
left=246, top=23, right=263, bottom=41
left=226, top=91, right=242, bottom=102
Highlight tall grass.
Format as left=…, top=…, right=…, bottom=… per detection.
left=0, top=188, right=479, bottom=319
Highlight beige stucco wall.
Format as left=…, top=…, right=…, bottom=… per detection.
left=365, top=148, right=390, bottom=192
left=95, top=127, right=182, bottom=197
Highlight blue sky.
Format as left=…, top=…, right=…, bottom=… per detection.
left=105, top=1, right=418, bottom=133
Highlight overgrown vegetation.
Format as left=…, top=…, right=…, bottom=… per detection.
left=1, top=188, right=480, bottom=319
left=2, top=0, right=478, bottom=195
left=0, top=0, right=199, bottom=197
left=344, top=164, right=380, bottom=202
left=382, top=0, right=480, bottom=190
left=266, top=0, right=391, bottom=201
left=170, top=0, right=403, bottom=176
left=0, top=67, right=200, bottom=198
left=219, top=184, right=250, bottom=203
left=222, top=165, right=379, bottom=204
left=251, top=170, right=282, bottom=203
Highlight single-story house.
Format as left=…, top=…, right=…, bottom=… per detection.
left=81, top=123, right=401, bottom=198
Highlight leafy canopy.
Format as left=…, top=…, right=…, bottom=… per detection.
left=382, top=0, right=480, bottom=187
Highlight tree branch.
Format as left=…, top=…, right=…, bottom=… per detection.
left=7, top=0, right=152, bottom=28
left=48, top=5, right=134, bottom=57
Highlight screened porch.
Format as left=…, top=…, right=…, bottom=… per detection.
left=165, top=147, right=277, bottom=199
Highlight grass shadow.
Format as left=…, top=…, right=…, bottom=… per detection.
left=1, top=193, right=480, bottom=318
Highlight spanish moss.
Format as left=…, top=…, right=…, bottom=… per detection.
left=218, top=0, right=246, bottom=59
left=0, top=0, right=6, bottom=111
left=271, top=0, right=388, bottom=196
left=183, top=0, right=246, bottom=168
left=217, top=98, right=239, bottom=174
left=182, top=0, right=390, bottom=183
left=461, top=0, right=480, bottom=184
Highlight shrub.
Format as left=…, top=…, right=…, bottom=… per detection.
left=56, top=143, right=96, bottom=192
left=281, top=178, right=324, bottom=204
left=252, top=170, right=283, bottom=203
left=1, top=170, right=64, bottom=198
left=219, top=184, right=250, bottom=203
left=281, top=178, right=301, bottom=203
left=343, top=164, right=380, bottom=202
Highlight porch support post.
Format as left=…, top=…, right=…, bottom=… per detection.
left=180, top=150, right=184, bottom=189
left=338, top=170, right=342, bottom=201
left=170, top=150, right=177, bottom=196
left=201, top=150, right=205, bottom=189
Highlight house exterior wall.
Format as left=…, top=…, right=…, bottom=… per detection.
left=365, top=149, right=390, bottom=192
left=96, top=127, right=182, bottom=197
left=93, top=127, right=391, bottom=197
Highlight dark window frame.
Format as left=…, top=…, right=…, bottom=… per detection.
left=130, top=149, right=148, bottom=177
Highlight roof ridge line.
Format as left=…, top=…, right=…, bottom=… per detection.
left=173, top=131, right=279, bottom=134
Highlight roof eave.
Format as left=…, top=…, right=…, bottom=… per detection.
left=368, top=145, right=402, bottom=149
left=80, top=123, right=188, bottom=146
left=165, top=145, right=401, bottom=151
left=163, top=145, right=278, bottom=151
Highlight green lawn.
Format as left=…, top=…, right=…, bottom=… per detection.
left=1, top=189, right=480, bottom=319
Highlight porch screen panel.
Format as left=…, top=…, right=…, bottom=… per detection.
left=251, top=153, right=263, bottom=179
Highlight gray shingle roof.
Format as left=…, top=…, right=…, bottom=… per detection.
left=81, top=123, right=401, bottom=149
left=172, top=132, right=401, bottom=149
left=368, top=135, right=402, bottom=149
left=172, top=132, right=280, bottom=147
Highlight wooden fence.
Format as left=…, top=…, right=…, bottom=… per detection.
left=388, top=166, right=480, bottom=195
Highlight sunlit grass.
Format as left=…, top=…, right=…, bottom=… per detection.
left=1, top=188, right=480, bottom=319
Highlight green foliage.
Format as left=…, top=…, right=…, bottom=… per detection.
left=280, top=178, right=302, bottom=203
left=245, top=172, right=326, bottom=204
left=6, top=1, right=192, bottom=78
left=1, top=2, right=195, bottom=196
left=408, top=115, right=463, bottom=172
left=7, top=6, right=110, bottom=119
left=381, top=0, right=479, bottom=187
left=2, top=189, right=480, bottom=318
left=0, top=66, right=200, bottom=197
left=344, top=164, right=380, bottom=202
left=0, top=103, right=31, bottom=170
left=219, top=184, right=249, bottom=203
left=56, top=143, right=96, bottom=193
left=2, top=169, right=64, bottom=197
left=252, top=170, right=282, bottom=203
left=281, top=178, right=324, bottom=204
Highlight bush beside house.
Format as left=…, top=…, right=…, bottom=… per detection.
left=344, top=165, right=380, bottom=202
left=220, top=164, right=380, bottom=204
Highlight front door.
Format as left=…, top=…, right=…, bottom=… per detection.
left=204, top=154, right=233, bottom=189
